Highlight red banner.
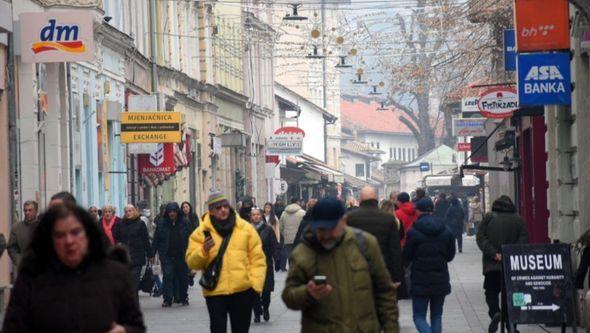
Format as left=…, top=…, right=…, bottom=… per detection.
left=139, top=143, right=176, bottom=175
left=514, top=0, right=570, bottom=52
left=457, top=142, right=472, bottom=152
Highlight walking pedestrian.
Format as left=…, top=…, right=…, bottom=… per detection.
left=403, top=197, right=456, bottom=333
left=413, top=188, right=426, bottom=203
left=238, top=196, right=254, bottom=222
left=88, top=205, right=99, bottom=223
left=282, top=197, right=399, bottom=333
left=152, top=202, right=193, bottom=307
left=186, top=191, right=266, bottom=333
left=476, top=195, right=528, bottom=333
left=575, top=229, right=590, bottom=330
left=263, top=202, right=282, bottom=271
left=273, top=198, right=285, bottom=219
left=8, top=201, right=39, bottom=268
left=2, top=204, right=145, bottom=333
left=99, top=204, right=121, bottom=246
left=347, top=186, right=403, bottom=286
left=292, top=198, right=317, bottom=249
left=48, top=191, right=77, bottom=207
left=395, top=192, right=418, bottom=247
left=249, top=208, right=279, bottom=323
left=279, top=197, right=305, bottom=270
left=113, top=204, right=152, bottom=292
left=181, top=201, right=200, bottom=231
left=445, top=197, right=465, bottom=253
left=434, top=193, right=450, bottom=220
left=469, top=197, right=484, bottom=236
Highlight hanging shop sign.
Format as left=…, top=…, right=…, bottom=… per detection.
left=514, top=0, right=570, bottom=52
left=517, top=52, right=571, bottom=106
left=502, top=243, right=576, bottom=326
left=20, top=11, right=95, bottom=63
left=457, top=142, right=472, bottom=152
left=504, top=29, right=517, bottom=71
left=461, top=97, right=480, bottom=113
left=419, top=162, right=430, bottom=172
left=120, top=111, right=182, bottom=143
left=478, top=88, right=519, bottom=119
left=138, top=143, right=176, bottom=175
left=452, top=118, right=486, bottom=137
left=266, top=127, right=305, bottom=156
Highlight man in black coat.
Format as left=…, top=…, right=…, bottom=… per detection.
left=151, top=202, right=193, bottom=307
left=434, top=193, right=450, bottom=221
left=347, top=186, right=403, bottom=285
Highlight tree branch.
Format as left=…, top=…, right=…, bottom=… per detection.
left=388, top=97, right=419, bottom=125
left=399, top=116, right=421, bottom=138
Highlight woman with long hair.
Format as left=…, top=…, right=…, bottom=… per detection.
left=181, top=201, right=199, bottom=231
left=2, top=204, right=145, bottom=332
left=263, top=202, right=282, bottom=272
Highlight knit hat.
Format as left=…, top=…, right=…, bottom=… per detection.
left=397, top=192, right=410, bottom=203
left=208, top=191, right=229, bottom=209
left=415, top=197, right=434, bottom=213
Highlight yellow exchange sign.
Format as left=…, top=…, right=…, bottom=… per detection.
left=120, top=112, right=182, bottom=143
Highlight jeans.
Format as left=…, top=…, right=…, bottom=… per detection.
left=278, top=244, right=293, bottom=271
left=454, top=230, right=463, bottom=252
left=412, top=295, right=445, bottom=333
left=162, top=256, right=189, bottom=303
left=205, top=289, right=255, bottom=333
left=252, top=290, right=271, bottom=317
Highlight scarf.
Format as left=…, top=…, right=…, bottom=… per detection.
left=102, top=216, right=117, bottom=245
left=211, top=211, right=236, bottom=237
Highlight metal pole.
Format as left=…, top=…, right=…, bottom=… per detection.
left=321, top=0, right=328, bottom=164
left=149, top=0, right=160, bottom=107
left=210, top=133, right=217, bottom=192
left=7, top=31, right=19, bottom=222
left=66, top=63, right=75, bottom=193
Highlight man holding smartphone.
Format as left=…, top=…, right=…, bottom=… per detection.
left=185, top=191, right=266, bottom=333
left=282, top=197, right=399, bottom=333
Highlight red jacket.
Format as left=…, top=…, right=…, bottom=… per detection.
left=396, top=202, right=418, bottom=247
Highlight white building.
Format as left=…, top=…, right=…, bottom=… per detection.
left=398, top=145, right=458, bottom=193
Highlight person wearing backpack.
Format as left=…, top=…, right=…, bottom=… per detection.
left=185, top=191, right=266, bottom=333
left=282, top=197, right=399, bottom=333
left=403, top=197, right=456, bottom=333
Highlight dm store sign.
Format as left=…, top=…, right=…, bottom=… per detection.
left=517, top=52, right=571, bottom=106
left=20, top=11, right=95, bottom=63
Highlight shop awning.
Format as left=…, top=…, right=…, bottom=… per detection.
left=285, top=154, right=344, bottom=184
left=343, top=174, right=381, bottom=190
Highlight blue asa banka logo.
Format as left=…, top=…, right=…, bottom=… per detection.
left=32, top=19, right=85, bottom=54
left=523, top=66, right=565, bottom=94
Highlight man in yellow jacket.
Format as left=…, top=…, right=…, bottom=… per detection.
left=186, top=191, right=266, bottom=333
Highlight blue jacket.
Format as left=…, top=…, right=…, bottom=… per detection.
left=151, top=203, right=193, bottom=259
left=403, top=213, right=456, bottom=296
left=445, top=199, right=465, bottom=233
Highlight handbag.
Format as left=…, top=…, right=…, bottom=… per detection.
left=139, top=263, right=155, bottom=294
left=199, top=231, right=233, bottom=290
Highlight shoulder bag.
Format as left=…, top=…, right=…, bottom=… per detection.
left=199, top=231, right=233, bottom=290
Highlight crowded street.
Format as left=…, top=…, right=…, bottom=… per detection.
left=1, top=0, right=590, bottom=332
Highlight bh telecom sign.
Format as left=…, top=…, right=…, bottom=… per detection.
left=267, top=127, right=305, bottom=155
left=517, top=52, right=571, bottom=106
left=20, top=11, right=95, bottom=63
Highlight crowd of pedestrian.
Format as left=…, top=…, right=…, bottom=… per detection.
left=6, top=185, right=590, bottom=333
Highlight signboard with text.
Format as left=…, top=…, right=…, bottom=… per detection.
left=461, top=97, right=480, bottom=113
left=504, top=29, right=517, bottom=71
left=478, top=88, right=519, bottom=119
left=517, top=52, right=571, bottom=106
left=138, top=143, right=176, bottom=175
left=502, top=244, right=575, bottom=325
left=266, top=127, right=305, bottom=156
left=120, top=112, right=182, bottom=143
left=20, top=11, right=95, bottom=63
left=457, top=142, right=472, bottom=152
left=514, top=0, right=570, bottom=52
left=419, top=162, right=430, bottom=172
left=452, top=118, right=486, bottom=137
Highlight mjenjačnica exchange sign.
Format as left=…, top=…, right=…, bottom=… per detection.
left=120, top=112, right=182, bottom=143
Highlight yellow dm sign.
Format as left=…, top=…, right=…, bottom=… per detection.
left=120, top=112, right=182, bottom=143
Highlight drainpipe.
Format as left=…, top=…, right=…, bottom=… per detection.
left=149, top=0, right=160, bottom=106
left=7, top=31, right=18, bottom=221
left=66, top=63, right=75, bottom=193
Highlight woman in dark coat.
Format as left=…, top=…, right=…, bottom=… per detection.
left=575, top=229, right=590, bottom=290
left=250, top=208, right=279, bottom=323
left=445, top=197, right=466, bottom=253
left=181, top=201, right=199, bottom=231
left=2, top=204, right=145, bottom=333
left=404, top=198, right=456, bottom=333
left=113, top=204, right=152, bottom=292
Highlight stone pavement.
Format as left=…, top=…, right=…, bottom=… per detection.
left=141, top=237, right=577, bottom=332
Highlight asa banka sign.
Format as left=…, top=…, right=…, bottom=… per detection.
left=517, top=52, right=571, bottom=106
left=267, top=127, right=305, bottom=156
left=478, top=88, right=519, bottom=119
left=20, top=11, right=95, bottom=63
left=502, top=244, right=576, bottom=326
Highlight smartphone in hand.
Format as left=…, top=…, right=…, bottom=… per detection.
left=313, top=275, right=327, bottom=285
left=204, top=230, right=211, bottom=239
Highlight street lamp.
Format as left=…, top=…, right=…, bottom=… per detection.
left=283, top=4, right=308, bottom=21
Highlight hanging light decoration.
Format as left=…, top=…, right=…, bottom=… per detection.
left=335, top=56, right=352, bottom=68
left=283, top=4, right=308, bottom=21
left=369, top=85, right=382, bottom=95
left=377, top=101, right=389, bottom=111
left=306, top=45, right=325, bottom=59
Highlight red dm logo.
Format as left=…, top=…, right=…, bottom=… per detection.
left=32, top=19, right=85, bottom=54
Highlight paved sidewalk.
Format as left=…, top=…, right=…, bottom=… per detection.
left=141, top=236, right=577, bottom=332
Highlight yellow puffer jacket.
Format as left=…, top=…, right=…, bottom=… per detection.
left=185, top=211, right=266, bottom=296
